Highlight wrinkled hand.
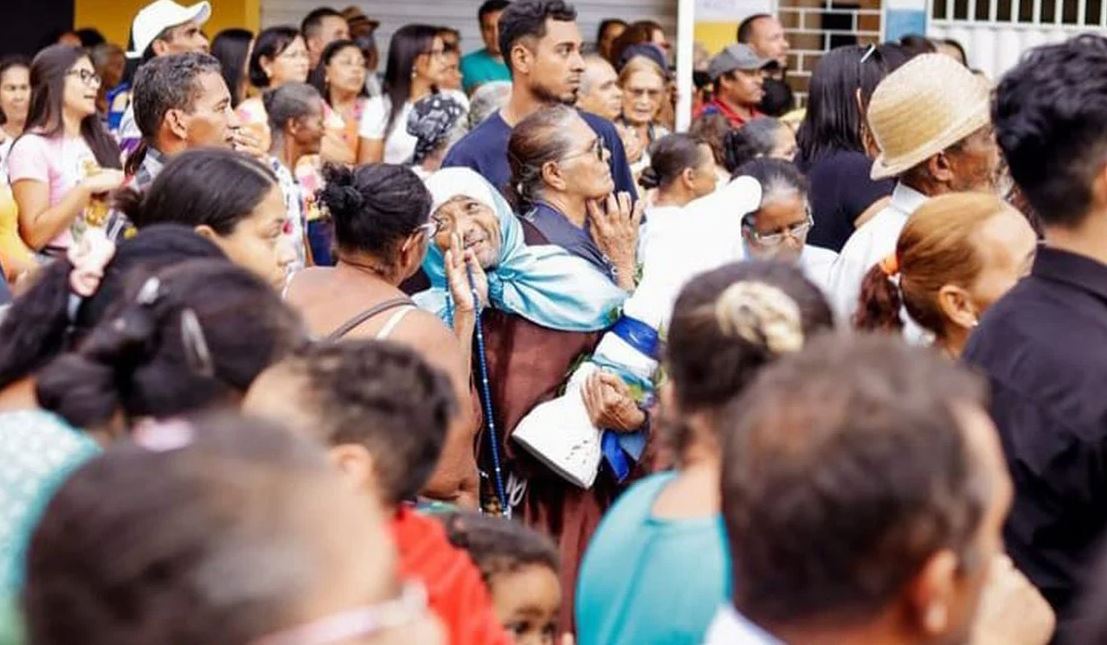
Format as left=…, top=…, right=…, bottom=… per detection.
left=971, top=554, right=1055, bottom=645
left=581, top=371, right=646, bottom=432
left=80, top=169, right=125, bottom=195
left=445, top=232, right=488, bottom=314
left=588, top=192, right=642, bottom=288
left=617, top=124, right=644, bottom=164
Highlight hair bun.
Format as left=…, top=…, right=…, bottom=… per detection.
left=319, top=165, right=365, bottom=218
left=713, top=281, right=804, bottom=354
left=338, top=185, right=365, bottom=212
left=638, top=166, right=661, bottom=190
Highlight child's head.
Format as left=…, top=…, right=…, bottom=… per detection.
left=443, top=512, right=561, bottom=645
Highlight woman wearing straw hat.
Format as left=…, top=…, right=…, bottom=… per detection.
left=830, top=53, right=1000, bottom=322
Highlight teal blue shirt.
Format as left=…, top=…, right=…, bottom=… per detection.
left=576, top=472, right=731, bottom=645
left=459, top=49, right=511, bottom=93
left=0, top=410, right=100, bottom=593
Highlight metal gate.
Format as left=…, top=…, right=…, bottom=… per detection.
left=928, top=0, right=1105, bottom=78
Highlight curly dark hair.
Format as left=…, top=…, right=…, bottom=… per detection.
left=993, top=34, right=1107, bottom=228
left=441, top=511, right=559, bottom=584
left=275, top=340, right=457, bottom=504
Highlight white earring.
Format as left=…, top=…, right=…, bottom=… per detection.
left=925, top=603, right=948, bottom=632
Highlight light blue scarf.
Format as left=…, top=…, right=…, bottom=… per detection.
left=414, top=168, right=626, bottom=331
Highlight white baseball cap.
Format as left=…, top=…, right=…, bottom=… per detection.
left=128, top=0, right=212, bottom=59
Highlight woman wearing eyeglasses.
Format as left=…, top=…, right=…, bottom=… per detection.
left=736, top=158, right=838, bottom=303
left=617, top=56, right=670, bottom=178
left=357, top=25, right=468, bottom=165
left=284, top=163, right=480, bottom=508
left=7, top=45, right=124, bottom=255
left=507, top=105, right=642, bottom=293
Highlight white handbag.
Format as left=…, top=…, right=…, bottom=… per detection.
left=511, top=362, right=603, bottom=489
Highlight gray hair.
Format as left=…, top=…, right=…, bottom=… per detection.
left=580, top=54, right=614, bottom=96
left=133, top=52, right=223, bottom=139
left=742, top=117, right=784, bottom=155
left=263, top=82, right=322, bottom=136
left=735, top=157, right=809, bottom=226
left=469, top=81, right=512, bottom=129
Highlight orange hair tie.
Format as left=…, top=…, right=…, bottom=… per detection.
left=880, top=254, right=900, bottom=277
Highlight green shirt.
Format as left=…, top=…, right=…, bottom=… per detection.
left=459, top=49, right=511, bottom=93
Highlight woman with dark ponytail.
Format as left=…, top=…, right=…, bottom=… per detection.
left=854, top=192, right=1037, bottom=357
left=0, top=225, right=225, bottom=411
left=35, top=259, right=304, bottom=433
left=638, top=133, right=717, bottom=248
left=117, top=148, right=297, bottom=289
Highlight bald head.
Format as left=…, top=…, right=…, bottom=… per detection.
left=742, top=15, right=789, bottom=67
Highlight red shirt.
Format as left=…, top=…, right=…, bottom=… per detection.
left=697, top=97, right=763, bottom=129
left=389, top=507, right=512, bottom=645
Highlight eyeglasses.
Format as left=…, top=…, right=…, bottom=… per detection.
left=424, top=48, right=447, bottom=59
left=414, top=218, right=445, bottom=238
left=67, top=69, right=102, bottom=87
left=562, top=137, right=606, bottom=162
left=743, top=212, right=814, bottom=246
left=251, top=582, right=429, bottom=645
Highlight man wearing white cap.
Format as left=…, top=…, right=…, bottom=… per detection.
left=116, top=0, right=213, bottom=155
left=831, top=53, right=1000, bottom=321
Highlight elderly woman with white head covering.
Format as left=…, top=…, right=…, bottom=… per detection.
left=417, top=167, right=629, bottom=631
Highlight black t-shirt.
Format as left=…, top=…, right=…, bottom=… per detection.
left=799, top=149, right=894, bottom=252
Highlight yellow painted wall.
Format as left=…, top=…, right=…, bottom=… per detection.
left=695, top=21, right=740, bottom=55
left=74, top=0, right=260, bottom=48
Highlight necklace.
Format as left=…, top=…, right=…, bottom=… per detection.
left=337, top=256, right=392, bottom=281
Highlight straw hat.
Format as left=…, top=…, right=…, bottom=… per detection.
left=867, top=53, right=991, bottom=180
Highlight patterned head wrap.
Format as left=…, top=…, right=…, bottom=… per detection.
left=407, top=94, right=467, bottom=164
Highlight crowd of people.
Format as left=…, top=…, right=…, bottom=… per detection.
left=1, top=0, right=1107, bottom=643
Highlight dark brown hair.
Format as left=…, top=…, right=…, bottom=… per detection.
left=22, top=45, right=121, bottom=169
left=721, top=333, right=988, bottom=627
left=609, top=20, right=663, bottom=70
left=35, top=260, right=305, bottom=428
left=24, top=415, right=356, bottom=645
left=639, top=132, right=708, bottom=191
left=273, top=340, right=456, bottom=505
left=442, top=511, right=559, bottom=584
